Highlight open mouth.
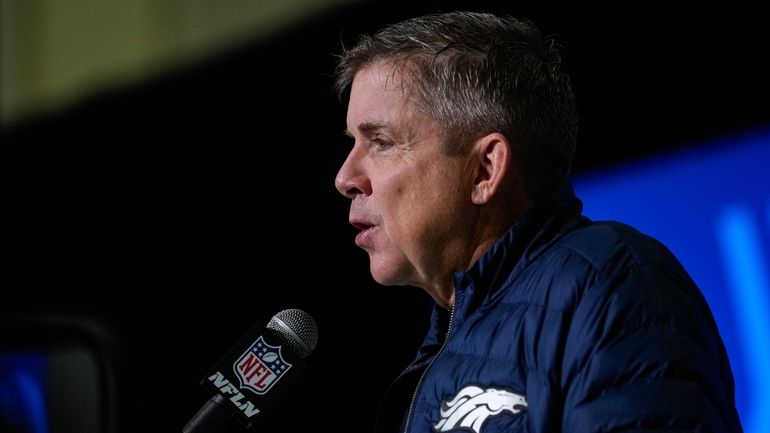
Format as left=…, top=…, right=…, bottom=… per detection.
left=351, top=221, right=376, bottom=247
left=352, top=222, right=374, bottom=232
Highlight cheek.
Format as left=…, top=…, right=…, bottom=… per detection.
left=374, top=162, right=466, bottom=244
left=374, top=171, right=410, bottom=214
left=391, top=188, right=447, bottom=243
left=375, top=182, right=421, bottom=241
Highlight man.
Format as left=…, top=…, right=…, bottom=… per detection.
left=334, top=11, right=743, bottom=433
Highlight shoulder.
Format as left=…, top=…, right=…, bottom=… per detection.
left=551, top=219, right=697, bottom=294
left=548, top=221, right=725, bottom=375
left=502, top=219, right=704, bottom=317
left=556, top=220, right=682, bottom=274
left=551, top=224, right=741, bottom=432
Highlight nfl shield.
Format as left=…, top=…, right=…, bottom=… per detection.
left=233, top=336, right=292, bottom=395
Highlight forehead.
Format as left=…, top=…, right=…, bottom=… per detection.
left=349, top=62, right=408, bottom=104
left=347, top=62, right=422, bottom=130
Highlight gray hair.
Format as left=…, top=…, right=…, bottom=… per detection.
left=335, top=11, right=578, bottom=199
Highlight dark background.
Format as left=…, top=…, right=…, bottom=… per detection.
left=3, top=1, right=770, bottom=432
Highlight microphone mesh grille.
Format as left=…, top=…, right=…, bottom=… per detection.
left=267, top=308, right=318, bottom=359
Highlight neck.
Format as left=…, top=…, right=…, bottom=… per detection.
left=468, top=189, right=532, bottom=265
left=428, top=194, right=531, bottom=310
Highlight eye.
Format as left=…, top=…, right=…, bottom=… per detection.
left=372, top=138, right=394, bottom=151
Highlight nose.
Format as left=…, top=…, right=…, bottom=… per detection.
left=335, top=145, right=371, bottom=199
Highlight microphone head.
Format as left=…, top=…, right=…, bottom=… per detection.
left=266, top=309, right=318, bottom=359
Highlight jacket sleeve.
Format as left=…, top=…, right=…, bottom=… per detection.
left=559, top=264, right=743, bottom=433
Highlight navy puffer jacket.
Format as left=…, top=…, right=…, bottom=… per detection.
left=377, top=183, right=742, bottom=433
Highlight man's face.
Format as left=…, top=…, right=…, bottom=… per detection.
left=335, top=62, right=476, bottom=291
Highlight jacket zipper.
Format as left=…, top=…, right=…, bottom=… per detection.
left=402, top=304, right=456, bottom=433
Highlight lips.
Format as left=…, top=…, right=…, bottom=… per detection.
left=349, top=217, right=376, bottom=248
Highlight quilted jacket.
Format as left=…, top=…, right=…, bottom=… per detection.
left=376, top=183, right=743, bottom=433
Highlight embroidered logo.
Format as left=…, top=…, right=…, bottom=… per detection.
left=433, top=385, right=527, bottom=433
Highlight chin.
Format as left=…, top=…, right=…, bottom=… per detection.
left=370, top=271, right=398, bottom=286
left=369, top=261, right=406, bottom=287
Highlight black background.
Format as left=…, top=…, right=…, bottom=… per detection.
left=3, top=1, right=770, bottom=432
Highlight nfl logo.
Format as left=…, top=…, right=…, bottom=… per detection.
left=233, top=336, right=292, bottom=395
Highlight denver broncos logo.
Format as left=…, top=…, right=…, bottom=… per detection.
left=433, top=385, right=527, bottom=433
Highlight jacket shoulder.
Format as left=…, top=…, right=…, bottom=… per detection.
left=501, top=220, right=692, bottom=311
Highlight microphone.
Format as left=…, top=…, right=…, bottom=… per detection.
left=183, top=308, right=318, bottom=433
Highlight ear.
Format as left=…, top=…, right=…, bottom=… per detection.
left=471, top=132, right=511, bottom=205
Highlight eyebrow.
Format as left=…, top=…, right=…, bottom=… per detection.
left=344, top=121, right=389, bottom=138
